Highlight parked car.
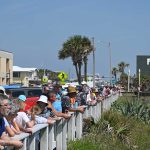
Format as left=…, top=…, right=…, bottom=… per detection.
left=5, top=87, right=43, bottom=110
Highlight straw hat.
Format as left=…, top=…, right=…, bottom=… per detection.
left=68, top=86, right=77, bottom=94
left=92, top=88, right=99, bottom=93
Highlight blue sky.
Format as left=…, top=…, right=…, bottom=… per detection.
left=0, top=0, right=150, bottom=78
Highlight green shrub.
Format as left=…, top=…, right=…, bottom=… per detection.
left=68, top=96, right=150, bottom=150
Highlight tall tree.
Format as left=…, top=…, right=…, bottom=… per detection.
left=117, top=62, right=129, bottom=87
left=112, top=67, right=118, bottom=80
left=58, top=35, right=92, bottom=84
left=118, top=62, right=129, bottom=74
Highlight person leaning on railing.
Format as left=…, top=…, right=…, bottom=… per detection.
left=27, top=96, right=55, bottom=124
left=61, top=86, right=85, bottom=114
left=14, top=95, right=35, bottom=134
left=37, top=94, right=71, bottom=120
left=91, top=88, right=104, bottom=102
left=4, top=104, right=21, bottom=136
left=0, top=94, right=23, bottom=149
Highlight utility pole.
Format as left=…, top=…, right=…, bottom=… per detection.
left=128, top=69, right=130, bottom=92
left=138, top=68, right=141, bottom=100
left=108, top=42, right=112, bottom=86
left=138, top=68, right=141, bottom=87
left=92, top=37, right=96, bottom=88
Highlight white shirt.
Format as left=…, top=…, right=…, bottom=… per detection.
left=15, top=112, right=30, bottom=128
left=3, top=117, right=9, bottom=127
left=28, top=115, right=47, bottom=124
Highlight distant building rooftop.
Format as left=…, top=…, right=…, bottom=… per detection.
left=0, top=49, right=13, bottom=53
left=13, top=66, right=37, bottom=72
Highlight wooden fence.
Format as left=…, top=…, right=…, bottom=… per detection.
left=10, top=93, right=119, bottom=150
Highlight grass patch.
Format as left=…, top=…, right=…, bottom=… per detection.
left=68, top=139, right=100, bottom=150
left=68, top=96, right=150, bottom=150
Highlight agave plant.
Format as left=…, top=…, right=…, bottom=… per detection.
left=111, top=98, right=150, bottom=124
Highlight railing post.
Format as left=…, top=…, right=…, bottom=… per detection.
left=92, top=105, right=96, bottom=121
left=56, top=119, right=63, bottom=150
left=62, top=119, right=67, bottom=150
left=89, top=105, right=92, bottom=117
left=29, top=134, right=36, bottom=150
left=48, top=123, right=56, bottom=150
left=40, top=126, right=49, bottom=150
left=103, top=98, right=106, bottom=111
left=67, top=112, right=75, bottom=141
left=108, top=96, right=111, bottom=109
left=99, top=102, right=101, bottom=119
left=96, top=102, right=101, bottom=120
left=83, top=106, right=88, bottom=119
left=76, top=112, right=83, bottom=139
left=101, top=100, right=104, bottom=114
left=20, top=138, right=27, bottom=150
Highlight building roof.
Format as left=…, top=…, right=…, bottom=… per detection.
left=13, top=66, right=37, bottom=72
left=0, top=49, right=13, bottom=53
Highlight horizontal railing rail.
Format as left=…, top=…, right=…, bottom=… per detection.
left=8, top=93, right=119, bottom=150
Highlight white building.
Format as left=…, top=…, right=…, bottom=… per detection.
left=13, top=66, right=38, bottom=86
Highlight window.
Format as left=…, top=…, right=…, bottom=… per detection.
left=12, top=91, right=25, bottom=98
left=27, top=89, right=42, bottom=97
left=13, top=72, right=20, bottom=78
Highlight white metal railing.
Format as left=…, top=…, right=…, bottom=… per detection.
left=9, top=93, right=119, bottom=150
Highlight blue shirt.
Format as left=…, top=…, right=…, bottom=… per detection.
left=52, top=100, right=62, bottom=112
left=0, top=117, right=5, bottom=137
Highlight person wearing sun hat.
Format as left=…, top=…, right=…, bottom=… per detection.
left=61, top=86, right=85, bottom=113
left=18, top=95, right=26, bottom=101
left=37, top=94, right=71, bottom=120
left=15, top=95, right=35, bottom=133
left=67, top=86, right=77, bottom=106
left=34, top=95, right=56, bottom=124
left=16, top=95, right=27, bottom=111
left=26, top=103, right=55, bottom=125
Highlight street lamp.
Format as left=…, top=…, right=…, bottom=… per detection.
left=99, top=41, right=112, bottom=86
left=92, top=37, right=96, bottom=88
left=108, top=42, right=112, bottom=86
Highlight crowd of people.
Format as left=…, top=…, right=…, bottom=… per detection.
left=0, top=82, right=119, bottom=149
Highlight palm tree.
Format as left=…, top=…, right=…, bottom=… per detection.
left=117, top=62, right=129, bottom=87
left=58, top=35, right=92, bottom=84
left=112, top=67, right=118, bottom=80
left=118, top=62, right=129, bottom=74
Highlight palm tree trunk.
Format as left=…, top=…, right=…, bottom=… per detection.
left=84, top=62, right=87, bottom=82
left=78, top=62, right=82, bottom=84
left=75, top=64, right=79, bottom=82
left=84, top=56, right=88, bottom=82
left=114, top=73, right=117, bottom=80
